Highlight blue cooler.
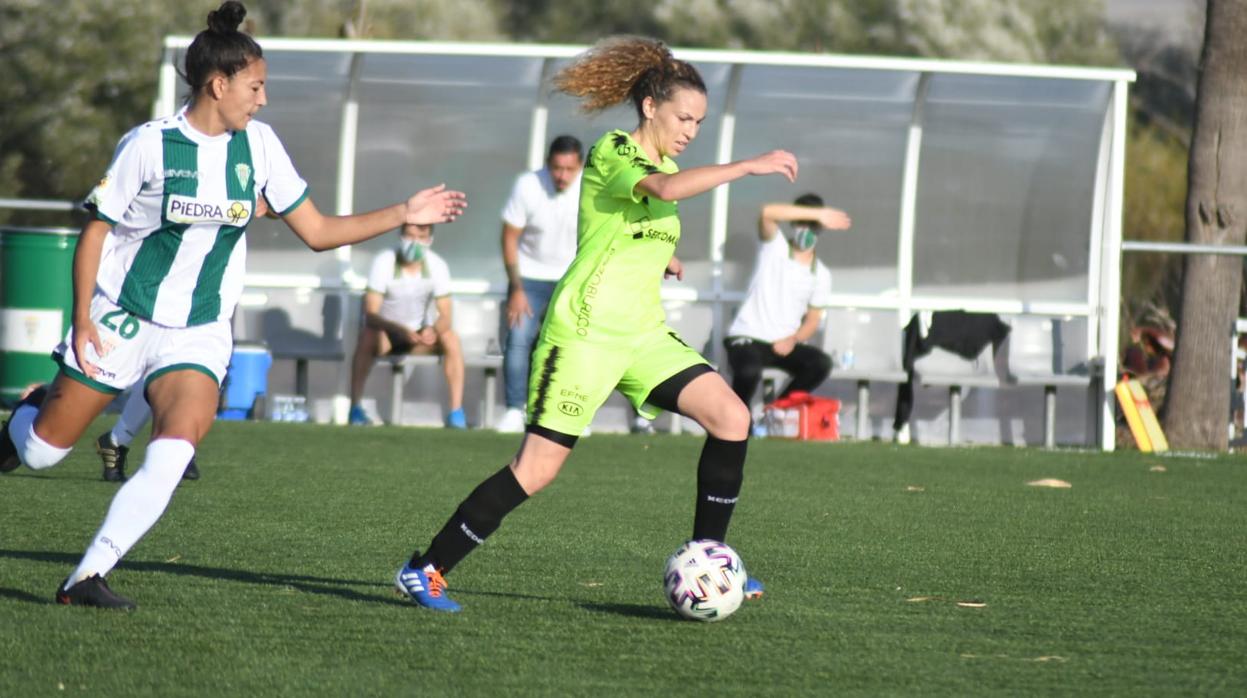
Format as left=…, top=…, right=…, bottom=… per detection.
left=220, top=343, right=272, bottom=420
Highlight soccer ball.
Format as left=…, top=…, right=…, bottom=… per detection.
left=663, top=539, right=748, bottom=622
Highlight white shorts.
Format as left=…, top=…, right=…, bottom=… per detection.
left=54, top=293, right=232, bottom=395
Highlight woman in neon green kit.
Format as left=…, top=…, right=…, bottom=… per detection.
left=396, top=37, right=798, bottom=612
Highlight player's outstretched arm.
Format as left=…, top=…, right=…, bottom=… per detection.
left=637, top=150, right=797, bottom=203
left=757, top=203, right=851, bottom=241
left=281, top=184, right=466, bottom=252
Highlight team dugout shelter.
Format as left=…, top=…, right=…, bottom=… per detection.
left=154, top=37, right=1135, bottom=450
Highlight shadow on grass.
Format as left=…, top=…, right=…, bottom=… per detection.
left=1, top=472, right=112, bottom=484
left=1, top=549, right=583, bottom=609
left=577, top=601, right=680, bottom=622
left=0, top=586, right=49, bottom=604
left=0, top=548, right=405, bottom=607
left=454, top=587, right=565, bottom=603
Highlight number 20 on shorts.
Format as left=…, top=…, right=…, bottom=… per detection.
left=100, top=308, right=141, bottom=340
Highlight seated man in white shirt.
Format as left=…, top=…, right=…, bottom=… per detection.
left=349, top=223, right=466, bottom=428
left=724, top=193, right=851, bottom=423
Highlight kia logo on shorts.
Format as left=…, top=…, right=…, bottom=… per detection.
left=558, top=401, right=583, bottom=417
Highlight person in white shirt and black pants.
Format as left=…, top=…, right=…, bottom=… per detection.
left=724, top=193, right=851, bottom=415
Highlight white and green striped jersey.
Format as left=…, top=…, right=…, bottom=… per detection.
left=85, top=108, right=308, bottom=328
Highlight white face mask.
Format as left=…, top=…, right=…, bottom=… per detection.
left=790, top=226, right=818, bottom=251
left=399, top=238, right=430, bottom=263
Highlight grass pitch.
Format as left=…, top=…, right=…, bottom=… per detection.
left=1, top=421, right=1245, bottom=695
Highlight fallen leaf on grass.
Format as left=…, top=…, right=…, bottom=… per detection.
left=905, top=485, right=925, bottom=492
left=961, top=653, right=1067, bottom=663
left=579, top=581, right=603, bottom=588
left=907, top=595, right=986, bottom=608
left=1149, top=465, right=1166, bottom=473
left=164, top=555, right=181, bottom=563
left=1026, top=478, right=1072, bottom=488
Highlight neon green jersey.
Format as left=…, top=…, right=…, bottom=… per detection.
left=541, top=130, right=680, bottom=345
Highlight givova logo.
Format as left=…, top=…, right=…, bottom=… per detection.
left=166, top=194, right=252, bottom=225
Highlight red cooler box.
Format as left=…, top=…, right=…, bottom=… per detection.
left=763, top=391, right=840, bottom=441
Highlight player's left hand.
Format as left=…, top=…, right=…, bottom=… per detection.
left=417, top=326, right=438, bottom=346
left=772, top=336, right=796, bottom=357
left=404, top=184, right=467, bottom=226
left=665, top=256, right=684, bottom=281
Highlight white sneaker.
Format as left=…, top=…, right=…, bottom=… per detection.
left=631, top=415, right=655, bottom=435
left=495, top=408, right=526, bottom=434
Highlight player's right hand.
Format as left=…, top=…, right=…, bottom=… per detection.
left=404, top=184, right=467, bottom=226
left=772, top=336, right=797, bottom=357
left=72, top=319, right=107, bottom=378
left=744, top=150, right=798, bottom=182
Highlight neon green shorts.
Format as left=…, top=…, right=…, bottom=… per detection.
left=526, top=326, right=708, bottom=437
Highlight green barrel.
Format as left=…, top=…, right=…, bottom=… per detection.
left=0, top=227, right=78, bottom=403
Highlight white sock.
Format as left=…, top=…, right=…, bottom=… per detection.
left=110, top=391, right=152, bottom=447
left=67, top=439, right=194, bottom=586
left=7, top=405, right=36, bottom=457
left=11, top=407, right=71, bottom=470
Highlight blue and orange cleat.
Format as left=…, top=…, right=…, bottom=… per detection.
left=743, top=576, right=765, bottom=600
left=395, top=560, right=461, bottom=612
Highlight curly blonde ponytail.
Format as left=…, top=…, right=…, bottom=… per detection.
left=554, top=36, right=705, bottom=118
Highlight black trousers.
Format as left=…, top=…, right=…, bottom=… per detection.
left=723, top=337, right=832, bottom=405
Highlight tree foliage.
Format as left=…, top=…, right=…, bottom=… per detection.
left=1121, top=123, right=1187, bottom=336
left=0, top=1, right=200, bottom=224
left=245, top=0, right=502, bottom=40
left=499, top=0, right=1118, bottom=65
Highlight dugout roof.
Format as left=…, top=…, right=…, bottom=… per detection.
left=157, top=38, right=1134, bottom=449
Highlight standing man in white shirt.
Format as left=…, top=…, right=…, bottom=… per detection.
left=348, top=223, right=466, bottom=428
left=725, top=193, right=851, bottom=416
left=495, top=136, right=583, bottom=433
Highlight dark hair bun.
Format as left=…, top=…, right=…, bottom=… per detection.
left=207, top=1, right=247, bottom=34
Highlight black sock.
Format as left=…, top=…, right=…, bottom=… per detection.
left=692, top=436, right=747, bottom=542
left=413, top=465, right=529, bottom=574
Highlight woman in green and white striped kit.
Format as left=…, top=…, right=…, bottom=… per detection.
left=0, top=1, right=465, bottom=609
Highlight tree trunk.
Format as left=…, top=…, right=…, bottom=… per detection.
left=1162, top=0, right=1247, bottom=450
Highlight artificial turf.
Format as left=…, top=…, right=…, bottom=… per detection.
left=1, top=421, right=1244, bottom=695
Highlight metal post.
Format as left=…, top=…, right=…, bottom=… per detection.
left=708, top=64, right=743, bottom=371
left=329, top=53, right=366, bottom=424
left=897, top=73, right=931, bottom=330
left=856, top=381, right=870, bottom=440
left=1098, top=80, right=1129, bottom=451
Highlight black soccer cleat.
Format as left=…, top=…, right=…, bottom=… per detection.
left=56, top=574, right=136, bottom=610
left=0, top=417, right=17, bottom=474
left=1, top=385, right=48, bottom=474
left=97, top=432, right=130, bottom=482
left=182, top=456, right=200, bottom=481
